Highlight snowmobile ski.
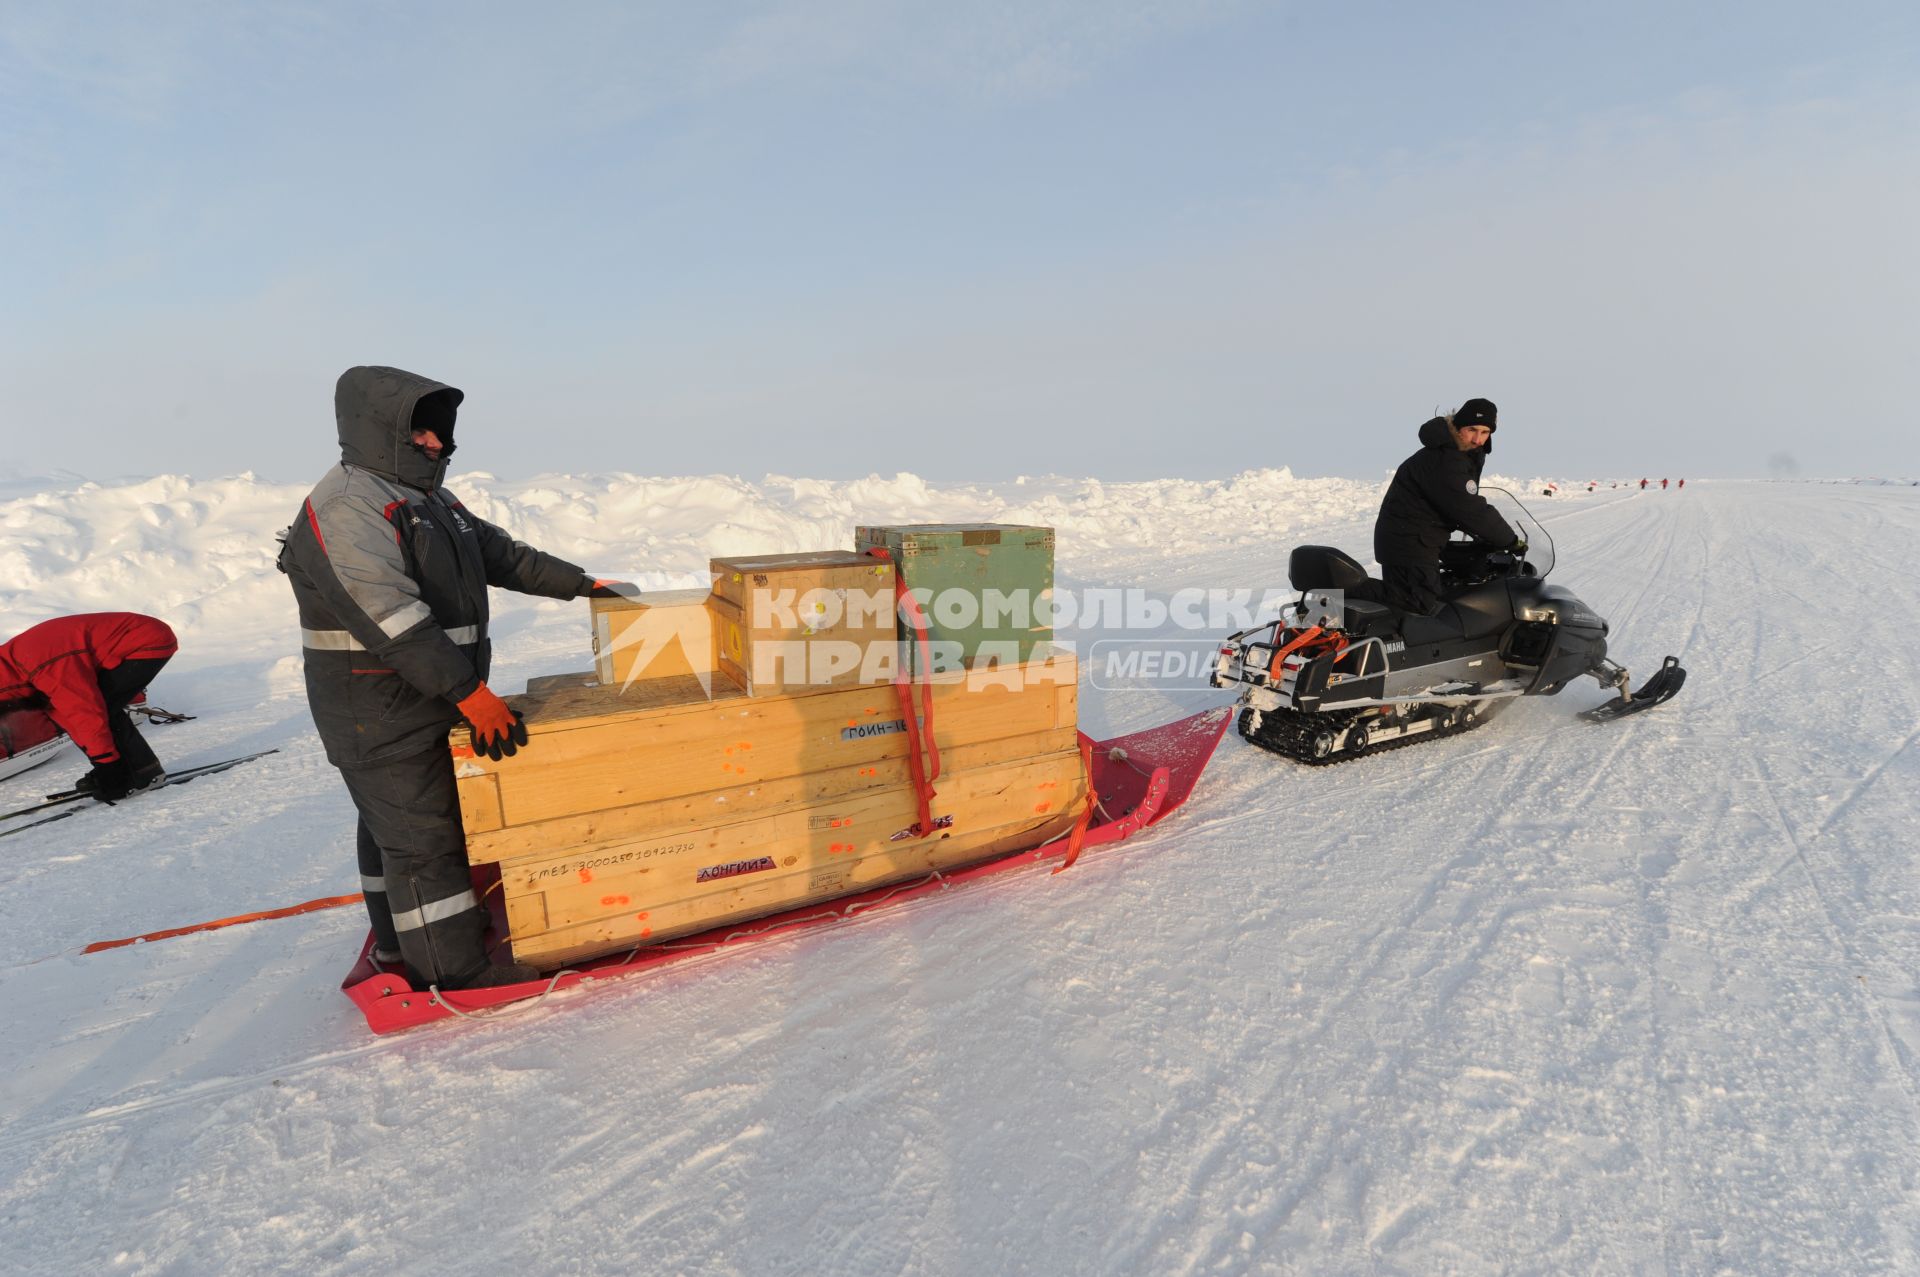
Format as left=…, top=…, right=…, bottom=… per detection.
left=0, top=748, right=281, bottom=827
left=1578, top=656, right=1687, bottom=723
left=341, top=709, right=1232, bottom=1035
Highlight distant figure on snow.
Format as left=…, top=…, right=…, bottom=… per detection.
left=0, top=612, right=178, bottom=800
left=1640, top=478, right=1648, bottom=490
left=1661, top=478, right=1669, bottom=490
left=1678, top=479, right=1686, bottom=490
left=1370, top=397, right=1524, bottom=614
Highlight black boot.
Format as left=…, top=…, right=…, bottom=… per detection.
left=449, top=961, right=543, bottom=990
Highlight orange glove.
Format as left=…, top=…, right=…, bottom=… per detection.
left=457, top=683, right=529, bottom=761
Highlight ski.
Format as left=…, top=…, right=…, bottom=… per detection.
left=0, top=808, right=83, bottom=839
left=0, top=748, right=281, bottom=826
left=1578, top=656, right=1687, bottom=723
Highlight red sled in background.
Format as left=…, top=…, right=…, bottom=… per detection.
left=0, top=707, right=73, bottom=785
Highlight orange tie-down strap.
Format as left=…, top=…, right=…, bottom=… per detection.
left=83, top=893, right=365, bottom=954
left=866, top=546, right=942, bottom=836
left=1266, top=625, right=1348, bottom=677
left=1051, top=738, right=1099, bottom=874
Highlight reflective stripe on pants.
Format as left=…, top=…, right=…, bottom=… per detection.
left=390, top=888, right=480, bottom=933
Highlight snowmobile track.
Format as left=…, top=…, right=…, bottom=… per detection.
left=1237, top=702, right=1503, bottom=766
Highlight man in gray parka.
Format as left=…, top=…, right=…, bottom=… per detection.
left=280, top=366, right=625, bottom=990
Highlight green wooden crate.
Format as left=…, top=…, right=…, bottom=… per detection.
left=852, top=524, right=1054, bottom=672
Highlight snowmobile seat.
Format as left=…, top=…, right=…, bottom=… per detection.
left=1399, top=605, right=1466, bottom=645
left=1336, top=599, right=1397, bottom=639
left=1288, top=545, right=1375, bottom=597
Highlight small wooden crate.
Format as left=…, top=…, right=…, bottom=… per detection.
left=852, top=524, right=1054, bottom=670
left=709, top=551, right=897, bottom=697
left=451, top=652, right=1082, bottom=968
left=589, top=588, right=716, bottom=688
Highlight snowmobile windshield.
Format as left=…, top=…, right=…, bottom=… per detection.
left=1438, top=488, right=1554, bottom=586
left=1480, top=487, right=1555, bottom=579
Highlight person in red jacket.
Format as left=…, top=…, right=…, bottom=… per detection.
left=0, top=612, right=178, bottom=800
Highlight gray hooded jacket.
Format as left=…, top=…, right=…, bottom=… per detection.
left=279, top=366, right=589, bottom=766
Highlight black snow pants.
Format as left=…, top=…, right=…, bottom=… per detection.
left=97, top=656, right=170, bottom=779
left=337, top=747, right=491, bottom=988
left=1380, top=563, right=1445, bottom=616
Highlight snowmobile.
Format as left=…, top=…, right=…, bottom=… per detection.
left=1211, top=489, right=1685, bottom=763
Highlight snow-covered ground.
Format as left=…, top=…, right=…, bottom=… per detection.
left=3, top=473, right=1917, bottom=1274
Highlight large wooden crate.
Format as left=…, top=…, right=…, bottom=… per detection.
left=497, top=747, right=1084, bottom=967
left=709, top=551, right=897, bottom=697
left=452, top=652, right=1082, bottom=968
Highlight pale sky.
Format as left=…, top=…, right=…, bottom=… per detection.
left=3, top=1, right=1915, bottom=483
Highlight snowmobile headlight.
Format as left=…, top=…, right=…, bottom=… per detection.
left=1519, top=606, right=1558, bottom=623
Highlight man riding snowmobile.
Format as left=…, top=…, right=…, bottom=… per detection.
left=1372, top=397, right=1523, bottom=614
left=1211, top=398, right=1684, bottom=762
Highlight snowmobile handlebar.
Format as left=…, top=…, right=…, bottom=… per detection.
left=1438, top=539, right=1537, bottom=588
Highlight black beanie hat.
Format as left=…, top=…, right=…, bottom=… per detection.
left=1455, top=397, right=1497, bottom=430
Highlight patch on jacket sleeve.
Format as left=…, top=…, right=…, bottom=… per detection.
left=1465, top=479, right=1478, bottom=494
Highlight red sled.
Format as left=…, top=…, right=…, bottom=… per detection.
left=343, top=706, right=1232, bottom=1034
left=0, top=708, right=70, bottom=786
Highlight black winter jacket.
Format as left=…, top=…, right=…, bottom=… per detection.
left=279, top=366, right=589, bottom=767
left=1373, top=416, right=1519, bottom=568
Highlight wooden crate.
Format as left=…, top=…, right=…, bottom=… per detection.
left=589, top=588, right=715, bottom=688
left=454, top=650, right=1077, bottom=840
left=852, top=524, right=1055, bottom=670
left=710, top=550, right=893, bottom=612
left=711, top=594, right=908, bottom=698
left=450, top=652, right=1083, bottom=968
left=467, top=724, right=1080, bottom=864
left=709, top=551, right=897, bottom=697
left=500, top=743, right=1085, bottom=968
left=523, top=671, right=599, bottom=696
